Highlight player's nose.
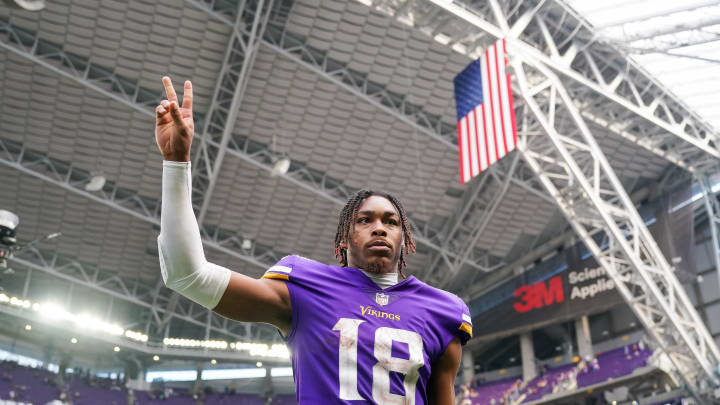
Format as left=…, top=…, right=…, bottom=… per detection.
left=371, top=222, right=387, bottom=236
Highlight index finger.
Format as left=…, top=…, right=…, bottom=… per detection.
left=162, top=76, right=178, bottom=103
left=182, top=80, right=192, bottom=111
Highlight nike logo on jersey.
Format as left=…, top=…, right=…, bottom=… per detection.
left=360, top=305, right=401, bottom=321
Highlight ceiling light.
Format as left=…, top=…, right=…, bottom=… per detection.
left=256, top=362, right=262, bottom=367
left=153, top=355, right=159, bottom=361
left=71, top=338, right=78, bottom=344
left=211, top=359, right=217, bottom=365
left=271, top=157, right=290, bottom=176
left=85, top=175, right=106, bottom=192
left=113, top=346, right=120, bottom=352
left=2, top=0, right=45, bottom=11
left=24, top=324, right=31, bottom=331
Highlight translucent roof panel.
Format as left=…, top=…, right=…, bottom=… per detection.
left=565, top=0, right=720, bottom=131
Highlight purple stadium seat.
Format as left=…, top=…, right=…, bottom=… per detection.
left=0, top=362, right=300, bottom=405
left=464, top=342, right=654, bottom=405
left=68, top=376, right=126, bottom=405
left=520, top=363, right=575, bottom=402
left=0, top=362, right=61, bottom=404
left=135, top=389, right=198, bottom=405
left=463, top=377, right=518, bottom=405
left=203, top=393, right=265, bottom=404
left=270, top=394, right=297, bottom=404
left=576, top=345, right=652, bottom=388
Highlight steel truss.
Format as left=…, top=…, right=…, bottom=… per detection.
left=513, top=54, right=719, bottom=394
left=1, top=0, right=713, bottom=291
left=189, top=1, right=507, bottom=274
left=0, top=14, right=499, bottom=274
left=356, top=0, right=720, bottom=293
left=0, top=302, right=286, bottom=363
left=599, top=14, right=720, bottom=44
left=599, top=3, right=720, bottom=55
left=356, top=0, right=720, bottom=396
left=364, top=0, right=718, bottom=173
left=442, top=154, right=522, bottom=286
left=0, top=1, right=503, bottom=344
left=0, top=137, right=285, bottom=272
left=249, top=0, right=720, bottom=288
left=0, top=142, right=277, bottom=343
left=592, top=1, right=720, bottom=29
left=5, top=246, right=277, bottom=343
left=186, top=0, right=573, bottom=279
left=192, top=0, right=275, bottom=226
left=188, top=1, right=509, bottom=273
left=0, top=0, right=666, bottom=290
left=699, top=177, right=720, bottom=310
left=416, top=169, right=497, bottom=283
left=419, top=154, right=523, bottom=287
left=1, top=3, right=718, bottom=387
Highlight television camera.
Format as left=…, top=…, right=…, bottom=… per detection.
left=0, top=210, right=61, bottom=278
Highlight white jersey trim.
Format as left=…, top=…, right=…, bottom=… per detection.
left=462, top=313, right=472, bottom=324
left=267, top=265, right=292, bottom=274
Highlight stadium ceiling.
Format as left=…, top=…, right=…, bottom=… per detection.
left=565, top=0, right=720, bottom=131
left=0, top=0, right=718, bottom=374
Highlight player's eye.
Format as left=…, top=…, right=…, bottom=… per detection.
left=357, top=217, right=369, bottom=224
left=386, top=219, right=398, bottom=225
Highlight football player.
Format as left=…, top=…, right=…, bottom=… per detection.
left=156, top=77, right=473, bottom=404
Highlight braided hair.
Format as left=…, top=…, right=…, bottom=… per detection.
left=333, top=190, right=416, bottom=278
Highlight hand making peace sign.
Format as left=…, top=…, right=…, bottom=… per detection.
left=155, top=77, right=194, bottom=162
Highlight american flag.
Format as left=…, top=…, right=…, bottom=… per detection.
left=453, top=39, right=517, bottom=184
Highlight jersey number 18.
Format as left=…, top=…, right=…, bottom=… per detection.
left=333, top=318, right=425, bottom=404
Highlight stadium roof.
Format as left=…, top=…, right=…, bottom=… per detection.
left=0, top=0, right=717, bottom=353
left=565, top=0, right=720, bottom=133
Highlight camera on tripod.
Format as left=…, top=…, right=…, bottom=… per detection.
left=0, top=210, right=61, bottom=274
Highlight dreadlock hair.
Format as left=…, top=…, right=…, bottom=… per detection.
left=333, top=190, right=416, bottom=278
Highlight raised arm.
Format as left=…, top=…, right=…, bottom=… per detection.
left=155, top=77, right=291, bottom=334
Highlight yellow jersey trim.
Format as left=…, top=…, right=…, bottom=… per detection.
left=459, top=322, right=473, bottom=337
left=262, top=273, right=289, bottom=281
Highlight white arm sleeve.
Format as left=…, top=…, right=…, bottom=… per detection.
left=157, top=161, right=231, bottom=309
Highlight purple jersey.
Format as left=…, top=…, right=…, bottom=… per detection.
left=262, top=255, right=473, bottom=404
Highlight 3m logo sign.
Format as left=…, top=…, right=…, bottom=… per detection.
left=513, top=276, right=565, bottom=313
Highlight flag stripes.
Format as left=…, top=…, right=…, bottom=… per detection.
left=453, top=39, right=517, bottom=184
